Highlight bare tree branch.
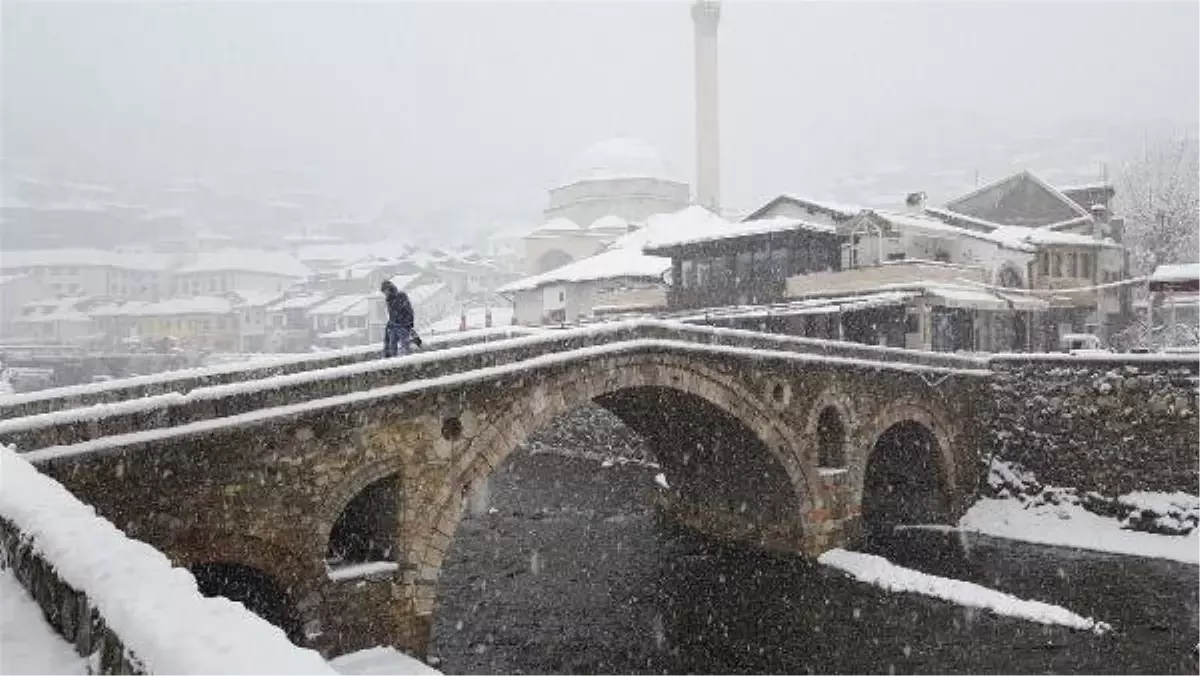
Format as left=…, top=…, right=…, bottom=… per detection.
left=1117, top=134, right=1199, bottom=275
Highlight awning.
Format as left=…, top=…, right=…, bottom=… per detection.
left=926, top=285, right=1048, bottom=311
left=678, top=291, right=917, bottom=323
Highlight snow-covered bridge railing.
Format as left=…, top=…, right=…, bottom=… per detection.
left=0, top=326, right=538, bottom=421
left=0, top=320, right=988, bottom=454
left=0, top=446, right=335, bottom=675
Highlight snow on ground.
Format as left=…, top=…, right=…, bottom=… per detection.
left=818, top=549, right=1110, bottom=634
left=960, top=497, right=1200, bottom=565
left=0, top=447, right=335, bottom=674
left=0, top=568, right=88, bottom=675
left=329, top=647, right=442, bottom=676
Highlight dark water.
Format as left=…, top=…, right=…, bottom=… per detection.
left=431, top=450, right=1200, bottom=675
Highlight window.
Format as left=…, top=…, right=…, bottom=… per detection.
left=681, top=260, right=694, bottom=288
left=1080, top=252, right=1092, bottom=279
left=735, top=252, right=752, bottom=284
left=769, top=248, right=789, bottom=277
left=695, top=259, right=710, bottom=287
left=1067, top=252, right=1077, bottom=278
left=905, top=313, right=920, bottom=334
left=1052, top=253, right=1063, bottom=277
left=710, top=256, right=728, bottom=286
left=1040, top=253, right=1050, bottom=277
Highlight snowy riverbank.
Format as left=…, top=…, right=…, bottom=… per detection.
left=967, top=458, right=1199, bottom=564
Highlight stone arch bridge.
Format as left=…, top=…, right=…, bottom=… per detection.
left=2, top=321, right=989, bottom=659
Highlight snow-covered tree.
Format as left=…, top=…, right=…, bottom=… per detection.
left=1117, top=134, right=1200, bottom=275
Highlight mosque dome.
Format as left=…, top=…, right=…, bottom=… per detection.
left=564, top=137, right=671, bottom=185
left=588, top=215, right=630, bottom=231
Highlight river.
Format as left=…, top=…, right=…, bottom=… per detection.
left=430, top=420, right=1198, bottom=674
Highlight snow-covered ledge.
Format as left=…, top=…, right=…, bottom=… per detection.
left=0, top=446, right=335, bottom=675
left=327, top=561, right=400, bottom=582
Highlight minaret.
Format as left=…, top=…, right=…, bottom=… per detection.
left=692, top=0, right=722, bottom=213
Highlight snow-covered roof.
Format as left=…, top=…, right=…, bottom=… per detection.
left=317, top=327, right=365, bottom=340
left=229, top=290, right=286, bottom=308
left=672, top=291, right=920, bottom=322
left=387, top=273, right=424, bottom=291
left=268, top=294, right=328, bottom=311
left=0, top=249, right=173, bottom=272
left=1150, top=263, right=1200, bottom=284
left=988, top=225, right=1119, bottom=249
left=562, top=137, right=676, bottom=185
left=407, top=282, right=448, bottom=305
left=1147, top=262, right=1200, bottom=291
left=308, top=294, right=370, bottom=317
left=133, top=296, right=234, bottom=316
left=743, top=194, right=864, bottom=222
left=499, top=245, right=669, bottom=293
left=176, top=250, right=311, bottom=279
left=633, top=205, right=734, bottom=250
left=645, top=215, right=834, bottom=251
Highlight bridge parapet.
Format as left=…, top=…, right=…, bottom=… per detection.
left=0, top=327, right=537, bottom=421
left=1, top=321, right=987, bottom=454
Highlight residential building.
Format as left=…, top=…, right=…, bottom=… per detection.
left=650, top=171, right=1130, bottom=353
left=10, top=297, right=96, bottom=346
left=129, top=296, right=240, bottom=352
left=0, top=274, right=50, bottom=340
left=171, top=249, right=310, bottom=297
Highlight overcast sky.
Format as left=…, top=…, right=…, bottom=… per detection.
left=3, top=0, right=1197, bottom=233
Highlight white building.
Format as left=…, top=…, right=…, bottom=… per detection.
left=504, top=206, right=727, bottom=326
left=171, top=250, right=311, bottom=297
left=0, top=249, right=171, bottom=300
left=0, top=274, right=50, bottom=340
left=521, top=138, right=691, bottom=275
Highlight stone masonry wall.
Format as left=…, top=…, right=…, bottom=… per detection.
left=986, top=356, right=1199, bottom=496
left=1, top=516, right=143, bottom=674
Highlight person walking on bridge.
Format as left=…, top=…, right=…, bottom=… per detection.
left=380, top=280, right=415, bottom=358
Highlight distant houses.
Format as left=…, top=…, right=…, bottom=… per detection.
left=499, top=169, right=1147, bottom=354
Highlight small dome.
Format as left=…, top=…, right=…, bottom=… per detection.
left=565, top=137, right=670, bottom=184
left=589, top=215, right=629, bottom=231
left=533, top=217, right=581, bottom=233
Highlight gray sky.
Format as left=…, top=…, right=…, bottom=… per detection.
left=3, top=0, right=1197, bottom=235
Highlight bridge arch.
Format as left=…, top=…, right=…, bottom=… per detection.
left=316, top=459, right=407, bottom=565
left=856, top=399, right=960, bottom=545
left=190, top=561, right=305, bottom=644
left=406, top=354, right=818, bottom=617
left=803, top=384, right=861, bottom=470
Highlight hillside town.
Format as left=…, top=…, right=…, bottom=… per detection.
left=2, top=139, right=1196, bottom=393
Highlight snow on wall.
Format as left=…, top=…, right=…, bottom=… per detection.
left=985, top=358, right=1199, bottom=496
left=0, top=446, right=336, bottom=675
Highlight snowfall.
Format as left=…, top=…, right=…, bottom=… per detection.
left=1, top=449, right=1195, bottom=673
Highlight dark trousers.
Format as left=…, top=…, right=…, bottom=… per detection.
left=383, top=323, right=412, bottom=358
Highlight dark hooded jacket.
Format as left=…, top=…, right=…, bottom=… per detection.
left=381, top=281, right=414, bottom=330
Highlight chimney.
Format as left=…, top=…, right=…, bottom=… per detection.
left=692, top=0, right=722, bottom=213
left=905, top=191, right=927, bottom=214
